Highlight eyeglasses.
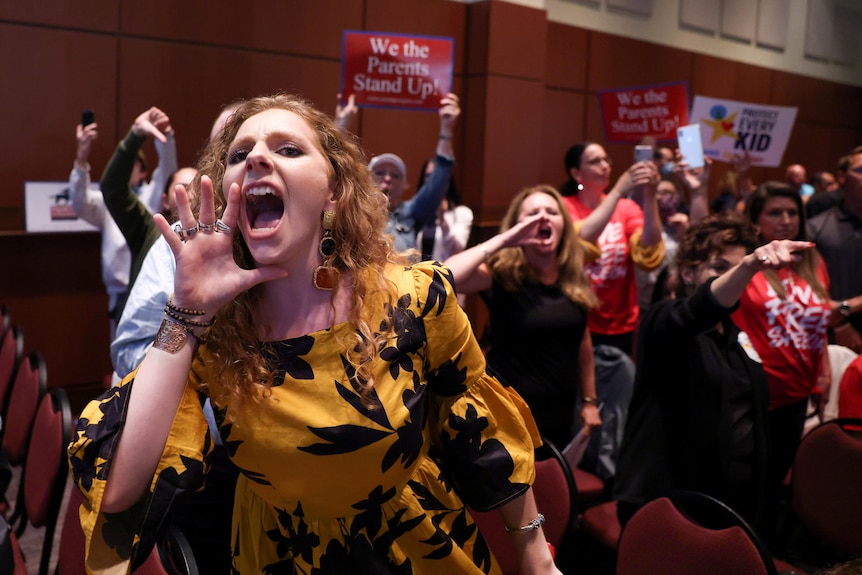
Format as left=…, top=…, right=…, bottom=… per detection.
left=372, top=169, right=403, bottom=181
left=584, top=156, right=613, bottom=166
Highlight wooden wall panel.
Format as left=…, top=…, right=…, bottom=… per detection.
left=691, top=54, right=773, bottom=102
left=0, top=232, right=110, bottom=392
left=0, top=0, right=118, bottom=32
left=0, top=24, right=118, bottom=224
left=772, top=71, right=862, bottom=128
left=589, top=32, right=693, bottom=91
left=485, top=0, right=547, bottom=80
left=120, top=0, right=363, bottom=60
left=546, top=22, right=588, bottom=91
left=541, top=89, right=586, bottom=186
left=116, top=39, right=345, bottom=168
left=480, top=76, right=545, bottom=221
left=366, top=0, right=467, bottom=75
left=462, top=76, right=489, bottom=220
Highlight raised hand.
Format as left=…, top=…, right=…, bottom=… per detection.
left=334, top=93, right=357, bottom=133
left=615, top=159, right=659, bottom=198
left=154, top=176, right=288, bottom=318
left=673, top=154, right=712, bottom=192
left=133, top=106, right=172, bottom=143
left=438, top=93, right=460, bottom=135
left=76, top=123, right=98, bottom=165
left=501, top=213, right=547, bottom=248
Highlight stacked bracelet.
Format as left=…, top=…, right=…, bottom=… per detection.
left=504, top=513, right=545, bottom=534
left=153, top=299, right=213, bottom=353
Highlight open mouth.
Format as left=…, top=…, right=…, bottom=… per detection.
left=537, top=225, right=552, bottom=240
left=246, top=186, right=284, bottom=230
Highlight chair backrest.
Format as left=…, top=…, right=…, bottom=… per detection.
left=0, top=325, right=24, bottom=423
left=55, top=486, right=87, bottom=575
left=791, top=418, right=862, bottom=556
left=617, top=492, right=776, bottom=575
left=22, top=387, right=71, bottom=575
left=468, top=438, right=575, bottom=575
left=134, top=527, right=199, bottom=575
left=2, top=352, right=47, bottom=466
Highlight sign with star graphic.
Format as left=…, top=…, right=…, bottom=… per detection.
left=690, top=96, right=798, bottom=167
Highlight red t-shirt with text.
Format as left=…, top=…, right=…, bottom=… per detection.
left=731, top=262, right=831, bottom=409
left=563, top=194, right=643, bottom=336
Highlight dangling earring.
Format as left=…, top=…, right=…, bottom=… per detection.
left=313, top=210, right=340, bottom=290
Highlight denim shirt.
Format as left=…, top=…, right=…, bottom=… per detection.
left=385, top=154, right=454, bottom=253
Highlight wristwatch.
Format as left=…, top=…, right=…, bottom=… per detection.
left=839, top=300, right=852, bottom=319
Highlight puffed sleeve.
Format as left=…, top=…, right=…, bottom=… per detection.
left=411, top=261, right=542, bottom=512
left=67, top=365, right=211, bottom=574
left=629, top=228, right=665, bottom=272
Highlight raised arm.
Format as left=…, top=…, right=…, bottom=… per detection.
left=101, top=178, right=288, bottom=512
left=334, top=93, right=358, bottom=134
left=674, top=154, right=712, bottom=225
left=578, top=161, right=655, bottom=243
left=405, top=93, right=461, bottom=226
left=100, top=107, right=172, bottom=257
left=69, top=122, right=106, bottom=226
left=445, top=213, right=545, bottom=295
left=144, top=110, right=179, bottom=215
left=710, top=239, right=814, bottom=308
left=638, top=162, right=663, bottom=247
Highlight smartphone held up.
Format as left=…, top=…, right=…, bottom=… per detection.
left=633, top=144, right=653, bottom=164
left=677, top=124, right=704, bottom=168
left=81, top=109, right=95, bottom=127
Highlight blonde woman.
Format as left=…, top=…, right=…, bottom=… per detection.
left=446, top=185, right=601, bottom=449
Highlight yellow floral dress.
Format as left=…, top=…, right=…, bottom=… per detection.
left=69, top=262, right=541, bottom=574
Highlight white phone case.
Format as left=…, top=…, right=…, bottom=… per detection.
left=677, top=124, right=705, bottom=168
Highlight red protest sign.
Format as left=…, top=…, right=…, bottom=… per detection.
left=342, top=30, right=453, bottom=111
left=597, top=82, right=690, bottom=143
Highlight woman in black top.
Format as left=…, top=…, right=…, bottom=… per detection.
left=613, top=212, right=816, bottom=532
left=446, top=185, right=601, bottom=448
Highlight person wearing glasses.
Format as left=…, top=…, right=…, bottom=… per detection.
left=368, top=93, right=460, bottom=254
left=560, top=142, right=665, bottom=356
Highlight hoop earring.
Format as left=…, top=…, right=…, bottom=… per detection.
left=313, top=210, right=339, bottom=290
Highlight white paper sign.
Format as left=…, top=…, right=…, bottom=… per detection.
left=25, top=181, right=100, bottom=233
left=689, top=96, right=798, bottom=167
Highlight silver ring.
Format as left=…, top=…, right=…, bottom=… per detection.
left=183, top=223, right=199, bottom=239
left=173, top=222, right=199, bottom=241
left=760, top=255, right=769, bottom=263
left=215, top=219, right=232, bottom=234
left=198, top=221, right=215, bottom=233
left=172, top=222, right=187, bottom=241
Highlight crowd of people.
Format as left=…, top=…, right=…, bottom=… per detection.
left=65, top=90, right=862, bottom=574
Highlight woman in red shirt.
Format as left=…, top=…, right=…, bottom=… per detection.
left=731, top=182, right=832, bottom=499
left=560, top=142, right=665, bottom=355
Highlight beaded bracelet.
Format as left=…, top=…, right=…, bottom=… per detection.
left=166, top=298, right=207, bottom=316
left=504, top=513, right=545, bottom=534
left=164, top=308, right=215, bottom=330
